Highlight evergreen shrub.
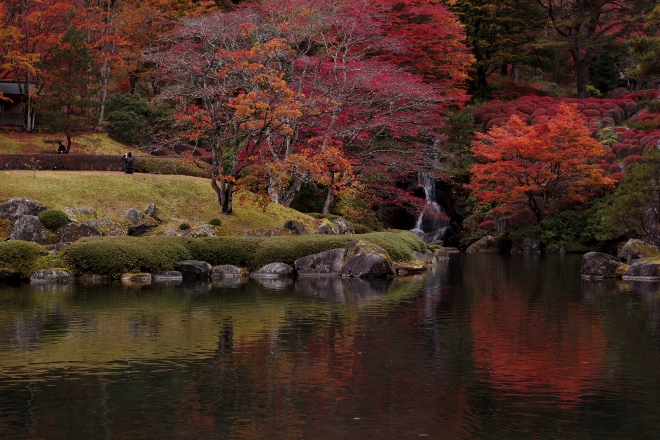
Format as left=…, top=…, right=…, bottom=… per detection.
left=61, top=232, right=426, bottom=277
left=0, top=241, right=47, bottom=278
left=38, top=209, right=69, bottom=231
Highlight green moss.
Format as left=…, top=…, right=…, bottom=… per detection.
left=0, top=241, right=48, bottom=278
left=61, top=231, right=425, bottom=276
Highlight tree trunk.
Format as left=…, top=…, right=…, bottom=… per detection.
left=211, top=137, right=234, bottom=214
left=512, top=64, right=519, bottom=83
left=65, top=128, right=72, bottom=154
left=322, top=174, right=336, bottom=214
left=280, top=176, right=305, bottom=207
left=570, top=38, right=592, bottom=99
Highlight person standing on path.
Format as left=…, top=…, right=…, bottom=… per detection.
left=122, top=152, right=135, bottom=174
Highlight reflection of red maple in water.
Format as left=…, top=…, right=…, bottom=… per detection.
left=471, top=294, right=607, bottom=405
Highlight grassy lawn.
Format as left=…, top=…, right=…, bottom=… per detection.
left=0, top=170, right=318, bottom=234
left=0, top=131, right=129, bottom=155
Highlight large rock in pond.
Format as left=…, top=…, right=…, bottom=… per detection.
left=10, top=215, right=52, bottom=244
left=466, top=235, right=499, bottom=253
left=121, top=273, right=152, bottom=284
left=617, top=239, right=660, bottom=262
left=393, top=260, right=427, bottom=276
left=341, top=240, right=394, bottom=278
left=175, top=260, right=213, bottom=279
left=123, top=208, right=158, bottom=236
left=622, top=264, right=660, bottom=281
left=30, top=269, right=74, bottom=284
left=212, top=265, right=248, bottom=278
left=581, top=252, right=629, bottom=280
left=0, top=198, right=46, bottom=223
left=251, top=262, right=294, bottom=278
left=59, top=219, right=102, bottom=242
left=295, top=249, right=347, bottom=276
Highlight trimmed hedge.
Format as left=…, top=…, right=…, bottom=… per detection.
left=0, top=154, right=123, bottom=171
left=61, top=231, right=427, bottom=277
left=0, top=240, right=48, bottom=278
left=0, top=154, right=212, bottom=178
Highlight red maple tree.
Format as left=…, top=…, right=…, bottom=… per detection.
left=469, top=104, right=613, bottom=222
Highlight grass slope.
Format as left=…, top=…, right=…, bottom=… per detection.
left=0, top=132, right=129, bottom=155
left=0, top=170, right=317, bottom=233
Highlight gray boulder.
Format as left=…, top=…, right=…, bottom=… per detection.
left=59, top=219, right=102, bottom=242
left=123, top=208, right=158, bottom=236
left=622, top=264, right=660, bottom=281
left=617, top=239, right=660, bottom=262
left=284, top=220, right=307, bottom=235
left=318, top=220, right=338, bottom=235
left=144, top=203, right=163, bottom=222
left=341, top=240, right=394, bottom=278
left=175, top=260, right=213, bottom=279
left=581, top=252, right=628, bottom=280
left=466, top=235, right=499, bottom=253
left=99, top=218, right=129, bottom=236
left=333, top=218, right=351, bottom=235
left=30, top=269, right=74, bottom=284
left=10, top=215, right=51, bottom=244
left=295, top=248, right=347, bottom=276
left=0, top=198, right=46, bottom=223
left=212, top=265, right=247, bottom=278
left=512, top=236, right=542, bottom=253
left=63, top=206, right=98, bottom=223
left=251, top=262, right=294, bottom=278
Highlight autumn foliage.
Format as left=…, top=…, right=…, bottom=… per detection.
left=470, top=104, right=613, bottom=221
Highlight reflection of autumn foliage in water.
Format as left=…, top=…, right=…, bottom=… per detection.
left=469, top=261, right=607, bottom=406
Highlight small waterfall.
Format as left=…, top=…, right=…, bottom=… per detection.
left=410, top=172, right=451, bottom=243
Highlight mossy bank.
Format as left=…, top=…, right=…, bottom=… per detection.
left=0, top=231, right=428, bottom=280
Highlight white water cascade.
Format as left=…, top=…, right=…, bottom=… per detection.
left=410, top=172, right=451, bottom=243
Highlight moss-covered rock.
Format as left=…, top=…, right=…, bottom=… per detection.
left=393, top=260, right=427, bottom=276
left=341, top=240, right=394, bottom=278
left=63, top=206, right=98, bottom=223
left=581, top=252, right=629, bottom=280
left=121, top=273, right=152, bottom=284
left=467, top=235, right=500, bottom=253
left=617, top=239, right=660, bottom=262
left=30, top=268, right=74, bottom=284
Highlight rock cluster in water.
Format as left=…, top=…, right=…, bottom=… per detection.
left=581, top=239, right=660, bottom=281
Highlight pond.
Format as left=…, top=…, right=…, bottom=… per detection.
left=1, top=253, right=660, bottom=439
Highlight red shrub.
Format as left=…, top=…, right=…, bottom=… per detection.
left=485, top=117, right=507, bottom=130
left=584, top=102, right=600, bottom=110
left=605, top=153, right=616, bottom=164
left=478, top=220, right=495, bottom=231
left=629, top=145, right=642, bottom=155
left=510, top=209, right=537, bottom=228
left=623, top=155, right=643, bottom=165
left=516, top=104, right=535, bottom=115
left=609, top=163, right=622, bottom=173
left=617, top=145, right=629, bottom=158
left=583, top=109, right=601, bottom=118
left=610, top=172, right=625, bottom=181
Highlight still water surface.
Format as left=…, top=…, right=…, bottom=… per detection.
left=1, top=254, right=660, bottom=439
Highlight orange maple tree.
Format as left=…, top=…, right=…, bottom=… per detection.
left=469, top=104, right=613, bottom=222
